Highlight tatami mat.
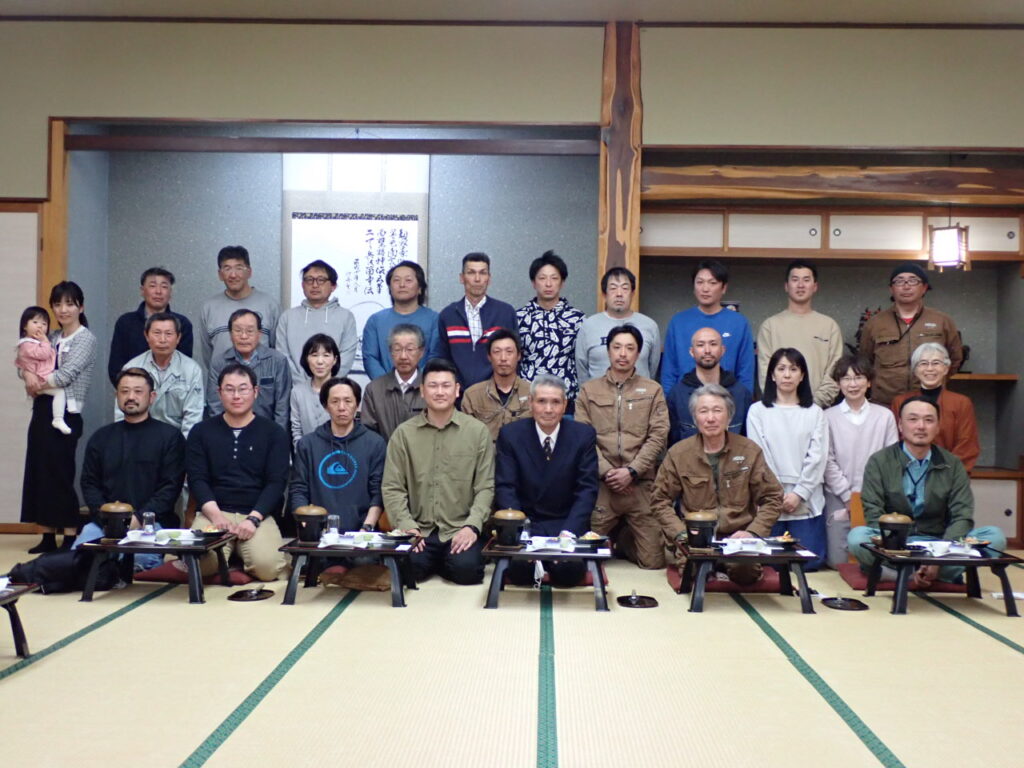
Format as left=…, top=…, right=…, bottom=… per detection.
left=3, top=534, right=1024, bottom=768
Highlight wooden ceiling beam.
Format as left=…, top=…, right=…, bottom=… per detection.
left=642, top=164, right=1024, bottom=205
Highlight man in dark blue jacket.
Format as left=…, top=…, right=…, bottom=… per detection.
left=108, top=267, right=194, bottom=384
left=495, top=373, right=599, bottom=587
left=437, top=252, right=517, bottom=389
left=291, top=376, right=387, bottom=532
left=667, top=327, right=751, bottom=445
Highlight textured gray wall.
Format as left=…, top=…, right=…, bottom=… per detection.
left=428, top=155, right=599, bottom=313
left=66, top=150, right=111, bottom=482
left=107, top=151, right=284, bottom=352
left=641, top=259, right=1005, bottom=466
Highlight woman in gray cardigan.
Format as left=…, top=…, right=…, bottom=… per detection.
left=21, top=281, right=97, bottom=552
left=289, top=333, right=339, bottom=447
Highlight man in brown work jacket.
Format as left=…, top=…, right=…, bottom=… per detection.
left=651, top=383, right=782, bottom=584
left=576, top=325, right=669, bottom=569
left=858, top=262, right=962, bottom=406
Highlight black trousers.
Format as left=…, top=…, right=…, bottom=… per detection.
left=507, top=558, right=586, bottom=588
left=409, top=532, right=485, bottom=585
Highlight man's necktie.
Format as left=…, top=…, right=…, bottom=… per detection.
left=543, top=436, right=553, bottom=461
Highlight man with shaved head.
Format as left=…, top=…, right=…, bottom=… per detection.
left=665, top=327, right=751, bottom=445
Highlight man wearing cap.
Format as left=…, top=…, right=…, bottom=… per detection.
left=857, top=262, right=962, bottom=405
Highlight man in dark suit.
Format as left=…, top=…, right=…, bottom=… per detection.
left=495, top=373, right=599, bottom=587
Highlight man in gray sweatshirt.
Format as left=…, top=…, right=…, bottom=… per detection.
left=199, top=245, right=281, bottom=370
left=277, top=259, right=358, bottom=385
left=575, top=267, right=661, bottom=384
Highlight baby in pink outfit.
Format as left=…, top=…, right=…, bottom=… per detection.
left=15, top=306, right=70, bottom=434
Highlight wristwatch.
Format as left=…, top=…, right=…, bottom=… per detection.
left=360, top=523, right=374, bottom=532
left=627, top=467, right=639, bottom=481
left=245, top=515, right=262, bottom=528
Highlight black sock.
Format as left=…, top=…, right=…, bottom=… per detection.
left=28, top=533, right=57, bottom=554
left=60, top=534, right=76, bottom=550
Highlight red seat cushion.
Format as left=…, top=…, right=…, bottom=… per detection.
left=837, top=562, right=967, bottom=593
left=666, top=566, right=782, bottom=593
left=501, top=564, right=608, bottom=587
left=135, top=561, right=254, bottom=586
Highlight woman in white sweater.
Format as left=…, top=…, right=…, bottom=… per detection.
left=746, top=347, right=828, bottom=569
left=822, top=354, right=899, bottom=566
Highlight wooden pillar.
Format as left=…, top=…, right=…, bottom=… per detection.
left=597, top=22, right=642, bottom=308
left=38, top=119, right=68, bottom=310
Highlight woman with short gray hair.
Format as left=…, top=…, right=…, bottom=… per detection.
left=890, top=342, right=979, bottom=470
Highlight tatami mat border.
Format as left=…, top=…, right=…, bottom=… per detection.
left=0, top=583, right=178, bottom=681
left=181, top=589, right=361, bottom=767
left=913, top=592, right=1024, bottom=655
left=538, top=585, right=558, bottom=768
left=731, top=594, right=907, bottom=768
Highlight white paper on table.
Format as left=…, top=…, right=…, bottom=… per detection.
left=118, top=533, right=157, bottom=545
left=597, top=548, right=611, bottom=555
left=721, top=539, right=770, bottom=556
left=526, top=536, right=574, bottom=553
left=991, top=592, right=1024, bottom=600
left=395, top=544, right=412, bottom=552
left=797, top=549, right=816, bottom=557
left=921, top=541, right=981, bottom=557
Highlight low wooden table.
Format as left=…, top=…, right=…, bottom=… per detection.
left=678, top=543, right=817, bottom=614
left=79, top=534, right=235, bottom=604
left=482, top=540, right=612, bottom=611
left=1, top=583, right=39, bottom=658
left=278, top=538, right=418, bottom=607
left=859, top=543, right=1022, bottom=616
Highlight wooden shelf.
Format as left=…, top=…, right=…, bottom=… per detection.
left=950, top=373, right=1019, bottom=382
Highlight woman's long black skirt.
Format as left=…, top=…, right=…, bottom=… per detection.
left=20, top=395, right=83, bottom=528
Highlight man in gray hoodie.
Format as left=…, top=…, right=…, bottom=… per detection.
left=291, top=376, right=387, bottom=532
left=277, top=260, right=358, bottom=385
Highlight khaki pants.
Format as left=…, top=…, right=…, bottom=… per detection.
left=591, top=481, right=665, bottom=569
left=193, top=511, right=287, bottom=582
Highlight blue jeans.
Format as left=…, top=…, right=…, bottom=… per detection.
left=73, top=522, right=165, bottom=572
left=848, top=525, right=1007, bottom=582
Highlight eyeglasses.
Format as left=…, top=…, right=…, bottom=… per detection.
left=220, top=385, right=253, bottom=396
left=390, top=345, right=422, bottom=355
left=302, top=276, right=332, bottom=286
left=839, top=375, right=867, bottom=384
left=231, top=327, right=259, bottom=337
left=915, top=359, right=948, bottom=368
left=891, top=277, right=923, bottom=287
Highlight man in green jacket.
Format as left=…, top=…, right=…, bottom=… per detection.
left=849, top=396, right=1006, bottom=587
left=382, top=358, right=494, bottom=584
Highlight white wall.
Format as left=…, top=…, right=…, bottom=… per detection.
left=0, top=212, right=39, bottom=523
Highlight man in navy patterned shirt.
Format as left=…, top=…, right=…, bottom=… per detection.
left=515, top=250, right=585, bottom=411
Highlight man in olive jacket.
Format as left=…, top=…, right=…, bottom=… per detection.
left=382, top=358, right=494, bottom=584
left=577, top=325, right=669, bottom=569
left=848, top=396, right=1005, bottom=588
left=651, top=383, right=783, bottom=584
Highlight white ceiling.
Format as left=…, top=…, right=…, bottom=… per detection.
left=2, top=0, right=1024, bottom=25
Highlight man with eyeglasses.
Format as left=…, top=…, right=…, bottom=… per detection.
left=858, top=262, right=962, bottom=405
left=276, top=259, right=357, bottom=385
left=207, top=309, right=291, bottom=430
left=361, top=324, right=427, bottom=441
left=186, top=363, right=289, bottom=581
left=382, top=358, right=494, bottom=584
left=198, top=245, right=281, bottom=371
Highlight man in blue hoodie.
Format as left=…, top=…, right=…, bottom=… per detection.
left=291, top=376, right=387, bottom=532
left=277, top=260, right=358, bottom=385
left=437, top=252, right=518, bottom=389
